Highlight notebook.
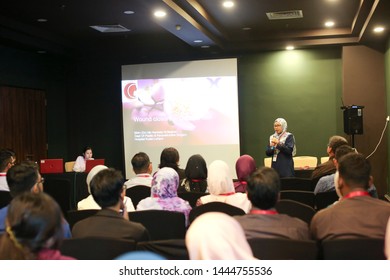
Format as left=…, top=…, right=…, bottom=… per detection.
left=85, top=159, right=105, bottom=173
left=40, top=159, right=64, bottom=174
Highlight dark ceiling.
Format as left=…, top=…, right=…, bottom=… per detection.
left=0, top=0, right=389, bottom=62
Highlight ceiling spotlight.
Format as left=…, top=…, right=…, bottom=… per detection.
left=175, top=25, right=181, bottom=31
left=154, top=10, right=166, bottom=18
left=286, top=46, right=294, bottom=51
left=373, top=26, right=385, bottom=33
left=194, top=40, right=203, bottom=43
left=37, top=18, right=48, bottom=23
left=124, top=11, right=135, bottom=15
left=325, top=21, right=335, bottom=27
left=201, top=45, right=210, bottom=49
left=223, top=1, right=234, bottom=8
left=242, top=27, right=251, bottom=31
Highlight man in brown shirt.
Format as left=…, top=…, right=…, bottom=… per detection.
left=310, top=153, right=390, bottom=240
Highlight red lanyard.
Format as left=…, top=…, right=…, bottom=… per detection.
left=250, top=209, right=278, bottom=215
left=219, top=192, right=235, bottom=196
left=342, top=190, right=369, bottom=200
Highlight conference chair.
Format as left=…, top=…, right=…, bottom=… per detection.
left=60, top=236, right=136, bottom=260
left=280, top=177, right=314, bottom=191
left=125, top=185, right=151, bottom=208
left=275, top=199, right=316, bottom=224
left=315, top=190, right=339, bottom=211
left=320, top=238, right=386, bottom=260
left=128, top=210, right=186, bottom=240
left=188, top=201, right=246, bottom=225
left=136, top=239, right=189, bottom=260
left=0, top=190, right=12, bottom=209
left=178, top=191, right=208, bottom=208
left=43, top=178, right=72, bottom=216
left=248, top=238, right=319, bottom=260
left=64, top=161, right=75, bottom=172
left=279, top=190, right=315, bottom=208
left=66, top=209, right=99, bottom=230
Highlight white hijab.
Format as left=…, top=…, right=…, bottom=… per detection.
left=186, top=212, right=256, bottom=260
left=270, top=117, right=296, bottom=156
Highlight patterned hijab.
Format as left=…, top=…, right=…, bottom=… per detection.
left=270, top=117, right=296, bottom=156
left=186, top=212, right=256, bottom=260
left=207, top=160, right=235, bottom=195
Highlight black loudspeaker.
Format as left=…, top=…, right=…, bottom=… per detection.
left=343, top=106, right=364, bottom=135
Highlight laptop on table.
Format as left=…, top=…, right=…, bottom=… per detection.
left=40, top=159, right=64, bottom=174
left=85, top=159, right=105, bottom=173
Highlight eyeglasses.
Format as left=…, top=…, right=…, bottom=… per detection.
left=38, top=177, right=45, bottom=185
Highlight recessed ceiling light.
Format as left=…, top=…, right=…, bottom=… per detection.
left=201, top=45, right=210, bottom=49
left=124, top=11, right=135, bottom=15
left=373, top=26, right=385, bottom=33
left=194, top=40, right=203, bottom=43
left=37, top=18, right=48, bottom=23
left=154, top=10, right=166, bottom=18
left=286, top=46, right=294, bottom=51
left=325, top=21, right=335, bottom=27
left=242, top=27, right=251, bottom=31
left=223, top=1, right=234, bottom=8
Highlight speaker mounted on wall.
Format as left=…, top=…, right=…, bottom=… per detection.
left=342, top=105, right=364, bottom=135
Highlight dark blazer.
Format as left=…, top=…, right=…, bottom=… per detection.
left=72, top=208, right=150, bottom=242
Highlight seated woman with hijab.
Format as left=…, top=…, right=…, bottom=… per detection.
left=265, top=117, right=296, bottom=178
left=185, top=212, right=256, bottom=260
left=196, top=160, right=252, bottom=213
left=137, top=167, right=192, bottom=226
left=178, top=154, right=208, bottom=193
left=234, top=154, right=257, bottom=193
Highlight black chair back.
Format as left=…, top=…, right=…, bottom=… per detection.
left=315, top=191, right=339, bottom=210
left=279, top=190, right=315, bottom=208
left=0, top=190, right=12, bottom=209
left=248, top=238, right=319, bottom=259
left=125, top=185, right=151, bottom=208
left=178, top=191, right=207, bottom=208
left=60, top=236, right=136, bottom=260
left=189, top=201, right=245, bottom=225
left=280, top=177, right=314, bottom=191
left=129, top=210, right=186, bottom=240
left=275, top=199, right=316, bottom=224
left=44, top=178, right=72, bottom=215
left=321, top=238, right=386, bottom=260
left=136, top=239, right=189, bottom=260
left=66, top=209, right=99, bottom=230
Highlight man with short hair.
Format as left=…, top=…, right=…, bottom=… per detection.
left=310, top=153, right=390, bottom=241
left=72, top=168, right=150, bottom=241
left=235, top=167, right=310, bottom=240
left=0, top=149, right=16, bottom=191
left=124, top=152, right=153, bottom=188
left=311, top=135, right=348, bottom=181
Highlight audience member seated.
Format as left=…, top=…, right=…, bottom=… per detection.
left=233, top=154, right=257, bottom=193
left=178, top=154, right=208, bottom=193
left=0, top=192, right=75, bottom=260
left=78, top=165, right=134, bottom=211
left=158, top=147, right=185, bottom=180
left=235, top=167, right=310, bottom=240
left=196, top=160, right=251, bottom=213
left=73, top=146, right=94, bottom=172
left=72, top=168, right=149, bottom=242
left=311, top=135, right=347, bottom=182
left=0, top=148, right=16, bottom=192
left=125, top=152, right=153, bottom=188
left=310, top=153, right=390, bottom=241
left=137, top=167, right=192, bottom=226
left=0, top=161, right=71, bottom=238
left=186, top=212, right=256, bottom=260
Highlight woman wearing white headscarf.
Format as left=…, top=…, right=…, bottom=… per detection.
left=186, top=212, right=256, bottom=260
left=196, top=160, right=251, bottom=213
left=265, top=118, right=296, bottom=178
left=77, top=165, right=135, bottom=211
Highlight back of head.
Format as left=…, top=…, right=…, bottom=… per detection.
left=328, top=135, right=348, bottom=154
left=338, top=153, right=370, bottom=190
left=246, top=167, right=280, bottom=209
left=6, top=161, right=38, bottom=197
left=86, top=165, right=108, bottom=194
left=90, top=168, right=124, bottom=208
left=0, top=149, right=15, bottom=172
left=159, top=147, right=180, bottom=170
left=235, top=154, right=256, bottom=181
left=185, top=212, right=255, bottom=260
left=334, top=145, right=356, bottom=161
left=185, top=154, right=207, bottom=180
left=0, top=192, right=63, bottom=259
left=131, top=152, right=151, bottom=174
left=151, top=167, right=179, bottom=198
left=207, top=160, right=234, bottom=195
